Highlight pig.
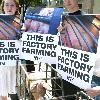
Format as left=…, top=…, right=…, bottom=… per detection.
left=38, top=22, right=49, bottom=34
left=24, top=19, right=32, bottom=32
left=26, top=72, right=49, bottom=100
left=60, top=18, right=99, bottom=53
left=0, top=21, right=17, bottom=40
left=30, top=20, right=40, bottom=32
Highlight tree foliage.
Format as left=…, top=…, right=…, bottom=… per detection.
left=19, top=0, right=42, bottom=7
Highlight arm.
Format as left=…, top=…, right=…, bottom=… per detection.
left=85, top=86, right=100, bottom=98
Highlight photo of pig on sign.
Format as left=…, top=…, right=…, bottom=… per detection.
left=59, top=15, right=100, bottom=53
left=23, top=7, right=63, bottom=35
left=56, top=15, right=100, bottom=89
left=0, top=15, right=20, bottom=40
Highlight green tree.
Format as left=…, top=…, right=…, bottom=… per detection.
left=20, top=0, right=42, bottom=7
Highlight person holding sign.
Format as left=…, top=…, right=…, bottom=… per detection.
left=52, top=0, right=84, bottom=98
left=51, top=0, right=83, bottom=98
left=56, top=1, right=100, bottom=100
left=0, top=0, right=20, bottom=100
left=57, top=16, right=100, bottom=99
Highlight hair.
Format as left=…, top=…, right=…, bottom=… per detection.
left=1, top=0, right=20, bottom=15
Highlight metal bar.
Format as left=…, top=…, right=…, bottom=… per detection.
left=61, top=76, right=64, bottom=100
left=19, top=65, right=22, bottom=97
left=46, top=63, right=62, bottom=77
left=67, top=19, right=83, bottom=50
left=46, top=64, right=48, bottom=83
left=0, top=23, right=12, bottom=35
left=24, top=74, right=26, bottom=100
left=0, top=18, right=20, bottom=34
left=86, top=16, right=100, bottom=30
left=74, top=16, right=98, bottom=45
left=71, top=19, right=94, bottom=52
left=65, top=27, right=73, bottom=47
left=94, top=16, right=100, bottom=21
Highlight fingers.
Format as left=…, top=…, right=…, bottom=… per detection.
left=57, top=25, right=63, bottom=32
left=85, top=88, right=100, bottom=99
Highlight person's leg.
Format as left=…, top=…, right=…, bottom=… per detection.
left=1, top=96, right=7, bottom=100
left=0, top=67, right=8, bottom=100
left=8, top=66, right=19, bottom=100
left=0, top=97, right=2, bottom=100
left=9, top=94, right=19, bottom=100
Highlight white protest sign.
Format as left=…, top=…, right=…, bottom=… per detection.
left=21, top=32, right=59, bottom=64
left=56, top=46, right=96, bottom=89
left=0, top=40, right=20, bottom=66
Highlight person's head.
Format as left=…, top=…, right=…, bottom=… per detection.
left=63, top=0, right=79, bottom=13
left=1, top=0, right=19, bottom=15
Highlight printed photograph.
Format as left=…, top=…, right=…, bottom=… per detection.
left=59, top=15, right=100, bottom=53
left=0, top=15, right=20, bottom=40
left=23, top=7, right=63, bottom=35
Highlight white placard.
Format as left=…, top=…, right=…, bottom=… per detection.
left=21, top=32, right=59, bottom=64
left=0, top=40, right=20, bottom=66
left=56, top=46, right=96, bottom=89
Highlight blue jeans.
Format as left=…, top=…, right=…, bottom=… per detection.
left=91, top=75, right=100, bottom=100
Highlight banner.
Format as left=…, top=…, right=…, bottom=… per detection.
left=56, top=46, right=96, bottom=89
left=21, top=32, right=59, bottom=64
left=0, top=40, right=20, bottom=66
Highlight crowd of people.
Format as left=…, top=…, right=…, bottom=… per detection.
left=0, top=0, right=100, bottom=100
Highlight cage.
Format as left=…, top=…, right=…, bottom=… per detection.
left=16, top=61, right=65, bottom=100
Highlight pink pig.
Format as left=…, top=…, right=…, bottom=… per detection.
left=38, top=22, right=49, bottom=34
left=61, top=19, right=99, bottom=52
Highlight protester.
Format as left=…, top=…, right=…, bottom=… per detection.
left=59, top=16, right=100, bottom=99
left=52, top=0, right=83, bottom=99
left=56, top=1, right=100, bottom=100
left=0, top=0, right=20, bottom=100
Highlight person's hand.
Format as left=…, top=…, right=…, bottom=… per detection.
left=85, top=86, right=100, bottom=98
left=21, top=23, right=27, bottom=31
left=57, top=25, right=63, bottom=32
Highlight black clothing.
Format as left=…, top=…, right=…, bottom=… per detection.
left=69, top=10, right=82, bottom=15
left=26, top=60, right=35, bottom=72
left=9, top=94, right=19, bottom=100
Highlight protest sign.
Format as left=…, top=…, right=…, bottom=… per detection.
left=56, top=45, right=96, bottom=89
left=60, top=15, right=100, bottom=53
left=0, top=40, right=20, bottom=66
left=21, top=32, right=59, bottom=64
